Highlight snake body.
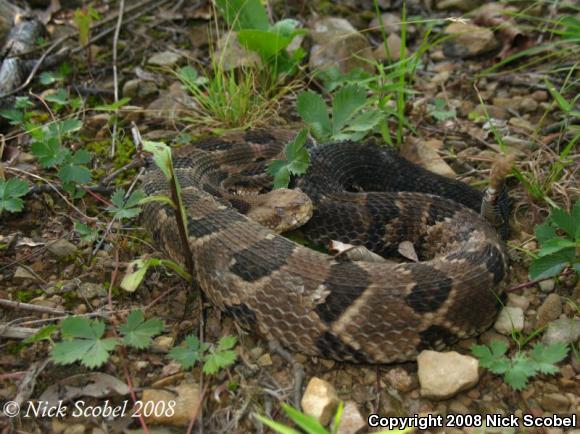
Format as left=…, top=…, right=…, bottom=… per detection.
left=142, top=130, right=508, bottom=363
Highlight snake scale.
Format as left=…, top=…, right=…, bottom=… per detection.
left=142, top=130, right=508, bottom=364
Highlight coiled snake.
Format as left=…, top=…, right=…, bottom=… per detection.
left=142, top=130, right=508, bottom=363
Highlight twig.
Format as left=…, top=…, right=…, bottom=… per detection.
left=110, top=0, right=125, bottom=158
left=0, top=299, right=65, bottom=315
left=505, top=268, right=573, bottom=293
left=0, top=324, right=38, bottom=339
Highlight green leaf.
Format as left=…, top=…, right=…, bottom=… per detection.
left=120, top=259, right=149, bottom=292
left=504, top=354, right=537, bottom=390
left=74, top=220, right=99, bottom=242
left=271, top=19, right=302, bottom=38
left=52, top=317, right=119, bottom=369
left=203, top=348, right=237, bottom=375
left=31, top=137, right=69, bottom=168
left=529, top=250, right=573, bottom=280
left=545, top=79, right=572, bottom=114
left=217, top=335, right=237, bottom=351
left=472, top=340, right=510, bottom=374
left=0, top=178, right=29, bottom=213
left=270, top=164, right=290, bottom=189
left=297, top=91, right=331, bottom=140
left=331, top=84, right=367, bottom=134
left=538, top=237, right=576, bottom=257
left=237, top=29, right=292, bottom=59
left=23, top=325, right=58, bottom=345
left=530, top=342, right=568, bottom=375
left=344, top=109, right=383, bottom=132
left=281, top=404, right=328, bottom=434
left=108, top=189, right=146, bottom=220
left=58, top=163, right=92, bottom=184
left=93, top=97, right=131, bottom=111
left=214, top=0, right=269, bottom=31
left=550, top=207, right=577, bottom=239
left=0, top=109, right=24, bottom=125
left=142, top=140, right=173, bottom=180
left=119, top=310, right=164, bottom=349
left=45, top=89, right=69, bottom=106
left=255, top=415, right=301, bottom=434
left=535, top=222, right=556, bottom=244
left=169, top=335, right=209, bottom=369
left=58, top=119, right=83, bottom=136
left=267, top=129, right=310, bottom=189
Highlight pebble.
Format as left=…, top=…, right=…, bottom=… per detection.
left=77, top=282, right=107, bottom=299
left=494, top=306, right=524, bottom=335
left=507, top=293, right=530, bottom=311
left=336, top=401, right=366, bottom=434
left=539, top=278, right=556, bottom=293
left=417, top=351, right=479, bottom=400
left=257, top=353, right=273, bottom=367
left=301, top=377, right=340, bottom=426
left=519, top=97, right=539, bottom=113
left=542, top=317, right=580, bottom=346
left=541, top=393, right=570, bottom=412
left=12, top=266, right=37, bottom=283
left=142, top=382, right=201, bottom=426
left=536, top=294, right=562, bottom=327
left=383, top=367, right=416, bottom=392
left=309, top=17, right=373, bottom=74
left=122, top=79, right=158, bottom=100
left=147, top=50, right=184, bottom=67
left=47, top=239, right=77, bottom=258
left=443, top=22, right=498, bottom=58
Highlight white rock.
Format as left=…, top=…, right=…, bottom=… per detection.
left=542, top=318, right=580, bottom=346
left=301, top=377, right=339, bottom=426
left=539, top=278, right=555, bottom=293
left=494, top=306, right=524, bottom=335
left=337, top=401, right=366, bottom=434
left=417, top=351, right=479, bottom=400
left=507, top=293, right=530, bottom=311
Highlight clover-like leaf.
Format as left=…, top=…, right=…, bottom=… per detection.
left=119, top=310, right=164, bottom=349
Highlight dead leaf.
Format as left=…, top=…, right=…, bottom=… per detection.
left=398, top=241, right=418, bottom=262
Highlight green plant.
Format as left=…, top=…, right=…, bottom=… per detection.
left=0, top=96, right=35, bottom=126
left=214, top=0, right=305, bottom=83
left=120, top=257, right=191, bottom=292
left=107, top=188, right=146, bottom=221
left=267, top=129, right=309, bottom=188
left=0, top=178, right=29, bottom=214
left=50, top=311, right=164, bottom=369
left=177, top=64, right=273, bottom=129
left=256, top=402, right=413, bottom=434
left=28, top=118, right=91, bottom=198
left=73, top=5, right=101, bottom=47
left=169, top=335, right=238, bottom=375
left=472, top=340, right=569, bottom=390
left=530, top=201, right=579, bottom=280
left=429, top=98, right=456, bottom=122
left=297, top=84, right=382, bottom=142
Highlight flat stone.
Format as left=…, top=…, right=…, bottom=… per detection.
left=494, top=306, right=524, bottom=335
left=309, top=17, right=374, bottom=74
left=507, top=293, right=530, bottom=311
left=443, top=22, right=498, bottom=58
left=122, top=79, right=158, bottom=99
left=417, top=351, right=479, bottom=400
left=337, top=401, right=366, bottom=434
left=542, top=318, right=580, bottom=346
left=148, top=50, right=184, bottom=67
left=77, top=282, right=107, bottom=299
left=301, top=377, right=339, bottom=426
left=47, top=239, right=77, bottom=258
left=142, top=382, right=201, bottom=426
left=541, top=393, right=570, bottom=412
left=539, top=278, right=556, bottom=293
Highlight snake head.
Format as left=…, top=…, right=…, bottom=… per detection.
left=246, top=188, right=314, bottom=233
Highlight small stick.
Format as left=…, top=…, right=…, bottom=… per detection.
left=110, top=0, right=125, bottom=158
left=0, top=299, right=65, bottom=315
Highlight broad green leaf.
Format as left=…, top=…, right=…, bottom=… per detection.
left=31, top=137, right=69, bottom=168
left=344, top=109, right=383, bottom=132
left=59, top=119, right=83, bottom=136
left=332, top=84, right=367, bottom=134
left=535, top=222, right=556, bottom=244
left=169, top=335, right=208, bottom=369
left=74, top=220, right=99, bottom=242
left=203, top=349, right=237, bottom=374
left=142, top=140, right=172, bottom=180
left=214, top=0, right=269, bottom=31
left=271, top=19, right=302, bottom=38
left=15, top=96, right=34, bottom=109
left=530, top=342, right=569, bottom=375
left=267, top=129, right=310, bottom=189
left=61, top=317, right=105, bottom=339
left=550, top=207, right=576, bottom=238
left=58, top=163, right=92, bottom=184
left=93, top=97, right=131, bottom=111
left=538, top=237, right=576, bottom=257
left=120, top=259, right=149, bottom=292
left=472, top=341, right=509, bottom=374
left=119, top=310, right=164, bottom=349
left=0, top=109, right=24, bottom=125
left=23, top=325, right=58, bottom=345
left=108, top=189, right=145, bottom=220
left=297, top=91, right=331, bottom=140
left=529, top=250, right=574, bottom=280
left=2, top=178, right=29, bottom=198
left=504, top=354, right=537, bottom=390
left=45, top=89, right=69, bottom=106
left=237, top=29, right=292, bottom=59
left=217, top=335, right=237, bottom=351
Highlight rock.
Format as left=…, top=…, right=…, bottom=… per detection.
left=215, top=32, right=260, bottom=70
left=372, top=33, right=403, bottom=62
left=503, top=135, right=532, bottom=151
left=494, top=306, right=524, bottom=335
left=142, top=382, right=201, bottom=426
left=77, top=282, right=107, bottom=299
left=519, top=97, right=538, bottom=113
left=336, top=401, right=366, bottom=434
left=542, top=318, right=580, bottom=346
left=301, top=377, right=339, bottom=426
left=148, top=50, right=184, bottom=67
left=509, top=117, right=535, bottom=131
left=539, top=278, right=556, bottom=293
left=369, top=13, right=401, bottom=34
left=531, top=90, right=548, bottom=102
left=47, top=239, right=77, bottom=258
left=151, top=335, right=174, bottom=353
left=541, top=393, right=570, bottom=412
left=472, top=104, right=507, bottom=120
left=146, top=82, right=197, bottom=123
left=401, top=137, right=456, bottom=177
left=383, top=367, right=416, bottom=392
left=479, top=329, right=511, bottom=348
left=493, top=96, right=520, bottom=110
left=257, top=353, right=273, bottom=367
left=443, top=22, right=498, bottom=58
left=507, top=293, right=530, bottom=311
left=537, top=294, right=562, bottom=327
left=309, top=17, right=374, bottom=74
left=12, top=266, right=37, bottom=283
left=417, top=351, right=479, bottom=400
left=122, top=79, right=158, bottom=100
left=437, top=0, right=483, bottom=11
